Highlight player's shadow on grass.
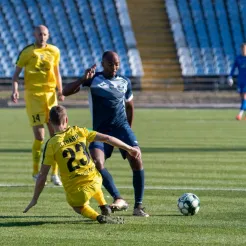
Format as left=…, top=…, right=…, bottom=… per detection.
left=0, top=217, right=94, bottom=227
left=121, top=214, right=181, bottom=217
left=140, top=147, right=246, bottom=153
left=0, top=220, right=95, bottom=227
left=0, top=215, right=73, bottom=219
left=0, top=148, right=31, bottom=153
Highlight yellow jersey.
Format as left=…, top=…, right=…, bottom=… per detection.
left=16, top=43, right=60, bottom=93
left=42, top=126, right=98, bottom=193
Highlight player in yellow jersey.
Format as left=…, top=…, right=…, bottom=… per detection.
left=11, top=25, right=64, bottom=185
left=23, top=105, right=141, bottom=224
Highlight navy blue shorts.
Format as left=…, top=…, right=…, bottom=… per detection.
left=89, top=124, right=139, bottom=159
left=237, top=84, right=246, bottom=93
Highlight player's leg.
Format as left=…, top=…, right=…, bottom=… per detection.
left=89, top=142, right=128, bottom=211
left=93, top=189, right=112, bottom=216
left=236, top=91, right=246, bottom=120
left=25, top=92, right=46, bottom=180
left=46, top=121, right=62, bottom=186
left=72, top=205, right=124, bottom=224
left=91, top=170, right=111, bottom=215
left=118, top=125, right=149, bottom=217
left=32, top=125, right=45, bottom=179
left=126, top=149, right=149, bottom=217
left=46, top=91, right=62, bottom=185
left=69, top=184, right=123, bottom=224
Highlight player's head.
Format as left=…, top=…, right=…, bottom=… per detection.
left=101, top=51, right=120, bottom=78
left=241, top=43, right=246, bottom=56
left=34, top=25, right=49, bottom=48
left=49, top=105, right=68, bottom=127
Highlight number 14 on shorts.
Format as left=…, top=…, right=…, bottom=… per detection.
left=32, top=114, right=40, bottom=123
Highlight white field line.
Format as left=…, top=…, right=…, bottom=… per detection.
left=1, top=184, right=246, bottom=191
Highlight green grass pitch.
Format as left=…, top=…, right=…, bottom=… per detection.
left=1, top=108, right=246, bottom=245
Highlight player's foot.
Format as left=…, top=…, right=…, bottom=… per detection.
left=99, top=205, right=112, bottom=216
left=96, top=215, right=124, bottom=224
left=51, top=175, right=62, bottom=186
left=236, top=114, right=242, bottom=120
left=133, top=206, right=149, bottom=217
left=110, top=199, right=129, bottom=212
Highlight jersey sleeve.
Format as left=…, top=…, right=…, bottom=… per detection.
left=16, top=50, right=29, bottom=68
left=80, top=127, right=97, bottom=142
left=125, top=77, right=133, bottom=102
left=41, top=140, right=56, bottom=166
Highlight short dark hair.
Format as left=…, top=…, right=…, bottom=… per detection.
left=102, top=50, right=118, bottom=60
left=49, top=105, right=67, bottom=125
left=102, top=50, right=112, bottom=60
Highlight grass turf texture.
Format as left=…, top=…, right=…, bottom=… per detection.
left=1, top=108, right=246, bottom=245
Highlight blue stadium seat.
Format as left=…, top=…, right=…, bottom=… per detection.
left=227, top=0, right=244, bottom=54
left=0, top=0, right=142, bottom=77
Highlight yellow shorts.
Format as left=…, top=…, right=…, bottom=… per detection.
left=24, top=91, right=57, bottom=126
left=65, top=174, right=103, bottom=207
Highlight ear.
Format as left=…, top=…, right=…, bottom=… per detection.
left=65, top=117, right=68, bottom=123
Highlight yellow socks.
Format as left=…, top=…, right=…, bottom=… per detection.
left=93, top=190, right=107, bottom=206
left=81, top=204, right=99, bottom=221
left=51, top=163, right=59, bottom=176
left=32, top=139, right=43, bottom=176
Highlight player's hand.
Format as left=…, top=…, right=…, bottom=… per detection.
left=227, top=77, right=233, bottom=86
left=57, top=91, right=65, bottom=101
left=84, top=64, right=96, bottom=80
left=11, top=91, right=19, bottom=103
left=128, top=147, right=141, bottom=159
left=23, top=199, right=37, bottom=213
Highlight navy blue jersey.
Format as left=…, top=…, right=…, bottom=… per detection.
left=83, top=72, right=133, bottom=130
left=230, top=55, right=246, bottom=85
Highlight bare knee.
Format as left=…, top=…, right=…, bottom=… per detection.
left=90, top=148, right=105, bottom=171
left=33, top=125, right=45, bottom=141
left=93, top=158, right=105, bottom=171
left=127, top=147, right=143, bottom=171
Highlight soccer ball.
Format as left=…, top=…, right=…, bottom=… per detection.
left=177, top=193, right=200, bottom=216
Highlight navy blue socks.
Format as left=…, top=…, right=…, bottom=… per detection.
left=100, top=168, right=121, bottom=200
left=133, top=169, right=145, bottom=208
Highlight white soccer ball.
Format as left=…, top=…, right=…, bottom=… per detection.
left=177, top=193, right=200, bottom=216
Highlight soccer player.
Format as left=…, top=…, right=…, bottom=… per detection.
left=228, top=43, right=246, bottom=120
left=62, top=51, right=149, bottom=217
left=11, top=25, right=64, bottom=185
left=23, top=105, right=141, bottom=224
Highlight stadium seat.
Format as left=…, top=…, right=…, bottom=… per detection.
left=0, top=0, right=141, bottom=78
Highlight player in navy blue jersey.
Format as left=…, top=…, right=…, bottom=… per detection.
left=63, top=51, right=149, bottom=217
left=228, top=43, right=246, bottom=120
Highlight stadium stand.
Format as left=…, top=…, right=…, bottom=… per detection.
left=166, top=0, right=246, bottom=77
left=126, top=0, right=183, bottom=91
left=1, top=0, right=246, bottom=90
left=0, top=0, right=143, bottom=82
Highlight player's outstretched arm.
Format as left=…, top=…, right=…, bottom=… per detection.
left=11, top=66, right=22, bottom=103
left=94, top=133, right=141, bottom=159
left=63, top=64, right=96, bottom=96
left=23, top=164, right=50, bottom=213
